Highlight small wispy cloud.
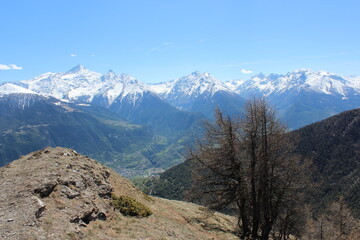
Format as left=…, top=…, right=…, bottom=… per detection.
left=241, top=69, right=253, bottom=74
left=70, top=54, right=77, bottom=57
left=197, top=39, right=206, bottom=44
left=0, top=64, right=22, bottom=70
left=148, top=42, right=175, bottom=53
left=91, top=54, right=95, bottom=57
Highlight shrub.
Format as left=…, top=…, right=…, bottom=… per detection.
left=111, top=194, right=152, bottom=217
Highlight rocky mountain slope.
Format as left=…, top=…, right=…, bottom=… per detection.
left=0, top=147, right=238, bottom=240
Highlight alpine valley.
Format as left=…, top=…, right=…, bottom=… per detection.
left=1, top=65, right=359, bottom=175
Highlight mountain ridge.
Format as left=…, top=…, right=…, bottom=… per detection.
left=227, top=69, right=360, bottom=97
left=2, top=66, right=359, bottom=100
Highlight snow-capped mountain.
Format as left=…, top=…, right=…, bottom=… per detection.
left=0, top=83, right=38, bottom=97
left=1, top=65, right=201, bottom=134
left=227, top=69, right=360, bottom=98
left=91, top=70, right=150, bottom=107
left=150, top=71, right=245, bottom=117
left=1, top=66, right=359, bottom=129
left=151, top=71, right=230, bottom=99
left=226, top=69, right=360, bottom=128
left=19, top=65, right=102, bottom=102
left=347, top=75, right=360, bottom=89
left=18, top=65, right=153, bottom=107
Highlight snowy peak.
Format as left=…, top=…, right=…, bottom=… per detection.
left=0, top=83, right=38, bottom=97
left=190, top=71, right=201, bottom=77
left=101, top=70, right=118, bottom=82
left=148, top=71, right=239, bottom=114
left=10, top=65, right=150, bottom=106
left=347, top=75, right=360, bottom=89
left=283, top=69, right=357, bottom=95
left=95, top=71, right=149, bottom=106
left=18, top=65, right=102, bottom=101
left=225, top=78, right=246, bottom=91
left=61, top=65, right=102, bottom=84
left=150, top=71, right=230, bottom=98
left=230, top=69, right=360, bottom=97
left=66, top=64, right=87, bottom=73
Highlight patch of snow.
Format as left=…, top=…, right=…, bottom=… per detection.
left=0, top=83, right=38, bottom=96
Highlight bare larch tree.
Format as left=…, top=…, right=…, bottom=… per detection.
left=189, top=98, right=308, bottom=240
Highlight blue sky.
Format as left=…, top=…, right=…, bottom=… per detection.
left=1, top=0, right=359, bottom=83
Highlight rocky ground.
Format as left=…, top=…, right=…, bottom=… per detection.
left=0, top=147, right=238, bottom=239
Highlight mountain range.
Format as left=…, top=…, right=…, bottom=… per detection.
left=2, top=65, right=359, bottom=128
left=226, top=69, right=360, bottom=128
left=0, top=65, right=359, bottom=174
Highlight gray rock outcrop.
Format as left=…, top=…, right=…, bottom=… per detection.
left=0, top=147, right=113, bottom=239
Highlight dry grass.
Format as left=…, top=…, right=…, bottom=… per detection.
left=1, top=147, right=238, bottom=240
left=79, top=168, right=238, bottom=240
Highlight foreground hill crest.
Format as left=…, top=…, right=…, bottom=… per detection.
left=0, top=147, right=238, bottom=240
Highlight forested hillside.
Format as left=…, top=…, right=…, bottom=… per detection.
left=292, top=108, right=360, bottom=216
left=139, top=108, right=360, bottom=219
